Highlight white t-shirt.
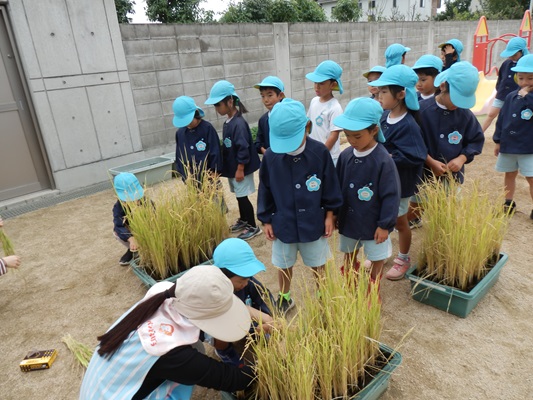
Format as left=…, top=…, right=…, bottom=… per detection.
left=307, top=97, right=343, bottom=160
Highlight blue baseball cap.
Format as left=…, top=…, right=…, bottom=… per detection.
left=205, top=80, right=238, bottom=105
left=412, top=54, right=443, bottom=72
left=368, top=64, right=420, bottom=111
left=254, top=76, right=285, bottom=91
left=385, top=43, right=411, bottom=68
left=305, top=60, right=344, bottom=94
left=334, top=98, right=386, bottom=143
left=434, top=61, right=479, bottom=109
left=439, top=39, right=464, bottom=61
left=363, top=65, right=386, bottom=78
left=511, top=53, right=533, bottom=72
left=213, top=238, right=266, bottom=278
left=501, top=37, right=529, bottom=58
left=172, top=96, right=205, bottom=128
left=114, top=172, right=144, bottom=202
left=269, top=99, right=308, bottom=153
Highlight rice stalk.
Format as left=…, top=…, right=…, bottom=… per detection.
left=61, top=334, right=94, bottom=369
left=0, top=229, right=15, bottom=256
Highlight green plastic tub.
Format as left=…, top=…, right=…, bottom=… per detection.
left=109, top=156, right=174, bottom=186
left=129, top=258, right=213, bottom=288
left=405, top=252, right=508, bottom=318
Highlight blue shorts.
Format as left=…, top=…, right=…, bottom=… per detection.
left=272, top=237, right=330, bottom=269
left=228, top=174, right=256, bottom=198
left=492, top=98, right=505, bottom=109
left=495, top=153, right=533, bottom=176
left=398, top=197, right=409, bottom=217
left=338, top=235, right=392, bottom=261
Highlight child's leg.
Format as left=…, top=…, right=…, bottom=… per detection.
left=526, top=176, right=533, bottom=218
left=343, top=250, right=360, bottom=273
left=504, top=171, right=519, bottom=200
left=386, top=199, right=411, bottom=280
left=311, top=265, right=325, bottom=288
left=368, top=260, right=384, bottom=280
left=278, top=266, right=293, bottom=295
left=236, top=196, right=257, bottom=227
left=396, top=214, right=411, bottom=256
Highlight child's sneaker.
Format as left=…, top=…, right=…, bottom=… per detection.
left=503, top=200, right=516, bottom=215
left=408, top=218, right=423, bottom=229
left=215, top=344, right=244, bottom=368
left=119, top=249, right=133, bottom=266
left=237, top=225, right=262, bottom=241
left=276, top=295, right=295, bottom=315
left=385, top=257, right=411, bottom=281
left=230, top=219, right=248, bottom=233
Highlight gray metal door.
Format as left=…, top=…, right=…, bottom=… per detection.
left=0, top=7, right=51, bottom=201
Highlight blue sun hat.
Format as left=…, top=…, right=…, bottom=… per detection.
left=439, top=39, right=464, bottom=61
left=368, top=64, right=420, bottom=111
left=501, top=37, right=529, bottom=58
left=511, top=53, right=533, bottom=72
left=269, top=99, right=308, bottom=153
left=172, top=96, right=205, bottom=128
left=114, top=172, right=144, bottom=202
left=213, top=238, right=266, bottom=278
left=385, top=43, right=411, bottom=68
left=434, top=61, right=479, bottom=109
left=254, top=76, right=285, bottom=92
left=205, top=80, right=238, bottom=105
left=363, top=65, right=387, bottom=78
left=412, top=55, right=443, bottom=73
left=305, top=60, right=344, bottom=94
left=334, top=98, right=386, bottom=143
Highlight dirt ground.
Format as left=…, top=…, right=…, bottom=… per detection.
left=1, top=120, right=532, bottom=400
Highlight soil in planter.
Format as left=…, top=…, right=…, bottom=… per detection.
left=413, top=253, right=502, bottom=293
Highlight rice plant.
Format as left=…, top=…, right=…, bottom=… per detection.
left=416, top=174, right=509, bottom=291
left=0, top=229, right=15, bottom=256
left=61, top=334, right=93, bottom=369
left=125, top=162, right=228, bottom=279
left=251, top=261, right=383, bottom=399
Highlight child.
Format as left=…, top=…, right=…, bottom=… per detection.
left=363, top=65, right=386, bottom=100
left=412, top=54, right=443, bottom=101
left=0, top=216, right=21, bottom=276
left=172, top=96, right=221, bottom=182
left=385, top=43, right=410, bottom=68
left=334, top=98, right=401, bottom=291
left=305, top=60, right=344, bottom=165
left=257, top=99, right=343, bottom=313
left=205, top=80, right=262, bottom=241
left=368, top=65, right=427, bottom=281
left=439, top=39, right=463, bottom=71
left=482, top=37, right=529, bottom=132
left=493, top=53, right=533, bottom=218
left=413, top=62, right=485, bottom=227
left=112, top=172, right=145, bottom=266
left=212, top=238, right=276, bottom=365
left=254, top=76, right=285, bottom=154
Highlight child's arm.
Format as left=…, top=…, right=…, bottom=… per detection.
left=324, top=130, right=341, bottom=151
left=257, top=157, right=276, bottom=228
left=113, top=202, right=133, bottom=242
left=232, top=119, right=252, bottom=178
left=388, top=122, right=427, bottom=167
left=374, top=227, right=389, bottom=244
left=254, top=121, right=266, bottom=154
left=448, top=112, right=484, bottom=171
left=324, top=211, right=334, bottom=238
left=247, top=307, right=276, bottom=334
left=206, top=124, right=222, bottom=174
left=0, top=255, right=21, bottom=276
left=426, top=154, right=447, bottom=176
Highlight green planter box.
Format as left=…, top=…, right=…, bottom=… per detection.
left=130, top=258, right=213, bottom=288
left=405, top=252, right=508, bottom=318
left=109, top=156, right=174, bottom=186
left=221, top=343, right=402, bottom=400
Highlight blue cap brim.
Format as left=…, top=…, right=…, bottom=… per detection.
left=117, top=185, right=144, bottom=202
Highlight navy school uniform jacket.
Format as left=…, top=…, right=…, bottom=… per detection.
left=494, top=90, right=533, bottom=154
left=221, top=114, right=261, bottom=178
left=257, top=137, right=343, bottom=244
left=495, top=59, right=519, bottom=102
left=112, top=198, right=154, bottom=242
left=336, top=144, right=401, bottom=241
left=234, top=277, right=274, bottom=317
left=418, top=97, right=484, bottom=183
left=175, top=119, right=221, bottom=179
left=254, top=111, right=270, bottom=154
left=380, top=111, right=427, bottom=198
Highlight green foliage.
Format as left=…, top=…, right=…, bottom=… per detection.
left=331, top=0, right=361, bottom=22
left=250, top=126, right=258, bottom=142
left=220, top=0, right=326, bottom=23
left=435, top=0, right=479, bottom=21
left=115, top=0, right=135, bottom=23
left=293, top=0, right=327, bottom=22
left=480, top=0, right=529, bottom=20
left=146, top=0, right=214, bottom=23
left=268, top=0, right=299, bottom=22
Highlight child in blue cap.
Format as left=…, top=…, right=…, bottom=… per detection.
left=172, top=96, right=221, bottom=183
left=412, top=54, right=443, bottom=103
left=305, top=60, right=344, bottom=165
left=413, top=62, right=485, bottom=227
left=334, top=98, right=401, bottom=292
left=112, top=172, right=145, bottom=266
left=482, top=37, right=529, bottom=132
left=257, top=99, right=343, bottom=314
left=493, top=53, right=533, bottom=218
left=385, top=43, right=410, bottom=68
left=211, top=238, right=276, bottom=365
left=363, top=65, right=386, bottom=100
left=368, top=65, right=427, bottom=281
left=205, top=80, right=262, bottom=241
left=254, top=76, right=285, bottom=154
left=439, top=38, right=463, bottom=71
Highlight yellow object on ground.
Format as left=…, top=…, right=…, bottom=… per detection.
left=471, top=71, right=497, bottom=115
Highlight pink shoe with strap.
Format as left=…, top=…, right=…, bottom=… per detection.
left=385, top=257, right=411, bottom=281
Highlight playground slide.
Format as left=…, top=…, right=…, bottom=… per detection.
left=471, top=71, right=497, bottom=116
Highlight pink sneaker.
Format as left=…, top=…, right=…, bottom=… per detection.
left=385, top=257, right=411, bottom=281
